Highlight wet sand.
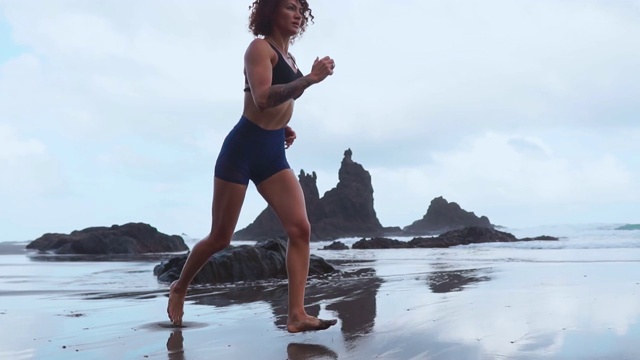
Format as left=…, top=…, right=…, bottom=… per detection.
left=1, top=234, right=640, bottom=359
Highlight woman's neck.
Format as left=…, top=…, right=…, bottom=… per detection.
left=266, top=32, right=291, bottom=54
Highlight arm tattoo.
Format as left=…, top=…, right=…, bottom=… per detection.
left=265, top=76, right=315, bottom=108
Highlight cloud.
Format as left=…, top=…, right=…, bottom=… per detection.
left=0, top=0, right=639, bottom=239
left=369, top=131, right=638, bottom=227
left=0, top=123, right=66, bottom=198
left=427, top=132, right=633, bottom=204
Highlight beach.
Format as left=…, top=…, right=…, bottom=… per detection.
left=1, top=225, right=639, bottom=360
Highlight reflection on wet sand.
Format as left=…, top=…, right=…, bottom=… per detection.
left=161, top=268, right=381, bottom=359
left=191, top=268, right=383, bottom=343
left=286, top=343, right=338, bottom=360
left=166, top=330, right=184, bottom=360
left=27, top=253, right=181, bottom=262
left=426, top=267, right=492, bottom=293
left=164, top=331, right=341, bottom=360
left=325, top=275, right=382, bottom=345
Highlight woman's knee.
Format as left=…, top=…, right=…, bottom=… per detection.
left=285, top=220, right=311, bottom=242
left=206, top=226, right=234, bottom=248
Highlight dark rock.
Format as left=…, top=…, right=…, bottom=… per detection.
left=321, top=241, right=349, bottom=250
left=352, top=227, right=559, bottom=249
left=519, top=235, right=559, bottom=241
left=404, top=196, right=492, bottom=235
left=233, top=206, right=286, bottom=239
left=409, top=227, right=517, bottom=248
left=381, top=226, right=404, bottom=236
left=154, top=237, right=337, bottom=284
left=26, top=223, right=188, bottom=255
left=310, top=149, right=383, bottom=239
left=352, top=237, right=411, bottom=249
left=234, top=149, right=384, bottom=241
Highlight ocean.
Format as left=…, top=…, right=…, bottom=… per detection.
left=1, top=224, right=639, bottom=359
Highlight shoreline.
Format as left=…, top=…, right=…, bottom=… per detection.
left=1, top=227, right=639, bottom=359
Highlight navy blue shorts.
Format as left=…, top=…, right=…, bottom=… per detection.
left=214, top=116, right=290, bottom=185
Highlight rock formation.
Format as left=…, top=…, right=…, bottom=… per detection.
left=154, top=237, right=337, bottom=284
left=404, top=196, right=492, bottom=235
left=352, top=237, right=411, bottom=249
left=310, top=149, right=383, bottom=239
left=352, top=226, right=558, bottom=249
left=320, top=241, right=349, bottom=250
left=234, top=149, right=384, bottom=240
left=408, top=226, right=516, bottom=247
left=26, top=223, right=188, bottom=255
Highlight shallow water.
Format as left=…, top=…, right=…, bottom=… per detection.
left=1, top=225, right=639, bottom=359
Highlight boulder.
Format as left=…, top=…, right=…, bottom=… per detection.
left=352, top=237, right=410, bottom=249
left=519, top=235, right=559, bottom=241
left=154, top=237, right=337, bottom=284
left=26, top=223, right=188, bottom=255
left=409, top=226, right=517, bottom=248
left=321, top=241, right=349, bottom=250
left=404, top=196, right=492, bottom=235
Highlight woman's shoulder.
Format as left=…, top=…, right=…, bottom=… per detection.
left=245, top=38, right=276, bottom=61
left=247, top=37, right=272, bottom=51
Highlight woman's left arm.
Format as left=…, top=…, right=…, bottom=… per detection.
left=284, top=126, right=297, bottom=149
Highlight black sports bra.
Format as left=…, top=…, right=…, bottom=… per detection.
left=244, top=41, right=304, bottom=93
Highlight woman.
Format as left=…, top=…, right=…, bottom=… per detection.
left=167, top=0, right=336, bottom=333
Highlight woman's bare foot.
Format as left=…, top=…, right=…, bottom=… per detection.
left=287, top=314, right=337, bottom=333
left=167, top=281, right=186, bottom=326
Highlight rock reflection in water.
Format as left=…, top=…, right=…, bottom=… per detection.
left=427, top=267, right=492, bottom=293
left=286, top=342, right=338, bottom=360
left=191, top=268, right=383, bottom=344
left=325, top=274, right=382, bottom=345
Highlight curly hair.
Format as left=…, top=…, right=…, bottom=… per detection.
left=248, top=0, right=314, bottom=40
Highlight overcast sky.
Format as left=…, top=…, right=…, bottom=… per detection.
left=1, top=0, right=639, bottom=241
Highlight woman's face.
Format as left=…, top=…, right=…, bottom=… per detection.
left=273, top=0, right=304, bottom=37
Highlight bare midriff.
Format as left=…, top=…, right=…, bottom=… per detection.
left=242, top=93, right=294, bottom=130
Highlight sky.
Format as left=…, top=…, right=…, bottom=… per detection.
left=1, top=0, right=639, bottom=242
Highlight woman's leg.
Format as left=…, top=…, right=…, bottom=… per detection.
left=167, top=177, right=248, bottom=325
left=257, top=169, right=337, bottom=333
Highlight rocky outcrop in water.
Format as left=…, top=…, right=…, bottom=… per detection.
left=408, top=226, right=516, bottom=247
left=234, top=149, right=384, bottom=241
left=154, top=237, right=337, bottom=284
left=320, top=241, right=349, bottom=250
left=26, top=223, right=188, bottom=255
left=352, top=227, right=558, bottom=249
left=352, top=237, right=411, bottom=249
left=404, top=197, right=492, bottom=235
